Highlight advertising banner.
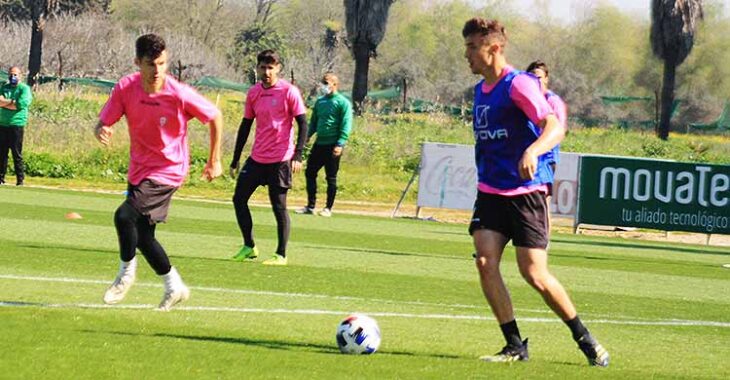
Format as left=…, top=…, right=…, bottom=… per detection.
left=550, top=153, right=580, bottom=218
left=578, top=156, right=730, bottom=234
left=416, top=143, right=581, bottom=218
left=416, top=143, right=477, bottom=210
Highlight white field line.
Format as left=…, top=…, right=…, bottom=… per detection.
left=2, top=274, right=730, bottom=327
left=0, top=273, right=548, bottom=313
left=1, top=301, right=729, bottom=328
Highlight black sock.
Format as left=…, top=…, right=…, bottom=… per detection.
left=499, top=320, right=523, bottom=347
left=565, top=316, right=590, bottom=342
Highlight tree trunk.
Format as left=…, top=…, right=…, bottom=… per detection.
left=27, top=13, right=44, bottom=87
left=352, top=41, right=370, bottom=115
left=658, top=58, right=677, bottom=140
left=57, top=50, right=64, bottom=92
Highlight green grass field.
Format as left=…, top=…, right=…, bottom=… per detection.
left=1, top=186, right=729, bottom=379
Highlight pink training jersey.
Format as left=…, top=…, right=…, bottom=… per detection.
left=478, top=66, right=553, bottom=196
left=99, top=73, right=220, bottom=187
left=244, top=79, right=307, bottom=163
left=547, top=92, right=568, bottom=130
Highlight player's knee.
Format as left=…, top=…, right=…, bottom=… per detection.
left=326, top=176, right=337, bottom=186
left=521, top=271, right=548, bottom=292
left=475, top=256, right=498, bottom=276
left=136, top=239, right=154, bottom=255
left=114, top=202, right=138, bottom=225
left=305, top=171, right=317, bottom=181
left=232, top=190, right=248, bottom=205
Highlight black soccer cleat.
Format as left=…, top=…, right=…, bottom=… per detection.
left=480, top=338, right=529, bottom=363
left=577, top=335, right=610, bottom=367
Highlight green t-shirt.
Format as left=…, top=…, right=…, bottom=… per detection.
left=0, top=82, right=33, bottom=127
left=308, top=92, right=353, bottom=146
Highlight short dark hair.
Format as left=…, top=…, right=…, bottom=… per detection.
left=136, top=34, right=166, bottom=60
left=462, top=17, right=507, bottom=47
left=257, top=50, right=281, bottom=65
left=526, top=60, right=549, bottom=77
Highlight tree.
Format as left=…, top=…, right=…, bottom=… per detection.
left=228, top=24, right=288, bottom=84
left=651, top=0, right=704, bottom=139
left=0, top=0, right=107, bottom=86
left=344, top=0, right=395, bottom=114
left=255, top=0, right=277, bottom=24
left=277, top=0, right=346, bottom=96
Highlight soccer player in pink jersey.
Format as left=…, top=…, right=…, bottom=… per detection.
left=526, top=60, right=567, bottom=176
left=94, top=34, right=223, bottom=311
left=230, top=50, right=308, bottom=266
left=527, top=60, right=568, bottom=231
left=463, top=18, right=608, bottom=366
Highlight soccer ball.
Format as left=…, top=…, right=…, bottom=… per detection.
left=335, top=314, right=381, bottom=354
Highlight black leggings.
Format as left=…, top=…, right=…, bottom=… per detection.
left=0, top=126, right=24, bottom=183
left=114, top=202, right=171, bottom=275
left=233, top=182, right=290, bottom=257
left=305, top=144, right=341, bottom=209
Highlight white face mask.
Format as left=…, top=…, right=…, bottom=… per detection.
left=318, top=84, right=332, bottom=96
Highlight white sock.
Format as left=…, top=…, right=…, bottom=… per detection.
left=118, top=257, right=137, bottom=276
left=161, top=266, right=184, bottom=291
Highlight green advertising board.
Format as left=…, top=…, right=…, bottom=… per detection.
left=577, top=156, right=730, bottom=234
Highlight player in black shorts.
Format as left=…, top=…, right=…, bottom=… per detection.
left=95, top=34, right=223, bottom=311
left=463, top=18, right=608, bottom=366
left=229, top=50, right=308, bottom=266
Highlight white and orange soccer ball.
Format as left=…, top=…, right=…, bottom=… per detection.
left=335, top=314, right=381, bottom=354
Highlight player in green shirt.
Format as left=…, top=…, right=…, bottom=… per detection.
left=297, top=73, right=353, bottom=217
left=0, top=66, right=33, bottom=186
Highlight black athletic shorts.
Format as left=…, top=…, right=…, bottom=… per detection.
left=239, top=157, right=292, bottom=189
left=468, top=191, right=549, bottom=249
left=126, top=179, right=178, bottom=223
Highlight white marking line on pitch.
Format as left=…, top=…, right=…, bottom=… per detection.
left=0, top=273, right=547, bottom=314
left=2, top=274, right=723, bottom=324
left=1, top=301, right=729, bottom=328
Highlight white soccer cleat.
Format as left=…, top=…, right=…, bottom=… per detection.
left=157, top=284, right=190, bottom=312
left=103, top=257, right=138, bottom=305
left=295, top=206, right=315, bottom=215
left=157, top=266, right=190, bottom=311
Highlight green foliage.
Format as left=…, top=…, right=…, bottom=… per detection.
left=23, top=152, right=76, bottom=178
left=30, top=95, right=99, bottom=123
left=228, top=25, right=289, bottom=84
left=18, top=84, right=730, bottom=203
left=562, top=126, right=729, bottom=164
left=374, top=0, right=475, bottom=101
left=346, top=113, right=471, bottom=173
left=641, top=138, right=670, bottom=157
left=569, top=5, right=647, bottom=93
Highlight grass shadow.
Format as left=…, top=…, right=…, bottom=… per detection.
left=553, top=237, right=730, bottom=256
left=549, top=251, right=721, bottom=269
left=16, top=243, right=116, bottom=255
left=299, top=244, right=468, bottom=261
left=81, top=330, right=464, bottom=359
left=429, top=230, right=467, bottom=237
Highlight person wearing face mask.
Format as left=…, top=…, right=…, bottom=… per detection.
left=296, top=73, right=353, bottom=217
left=0, top=66, right=33, bottom=186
